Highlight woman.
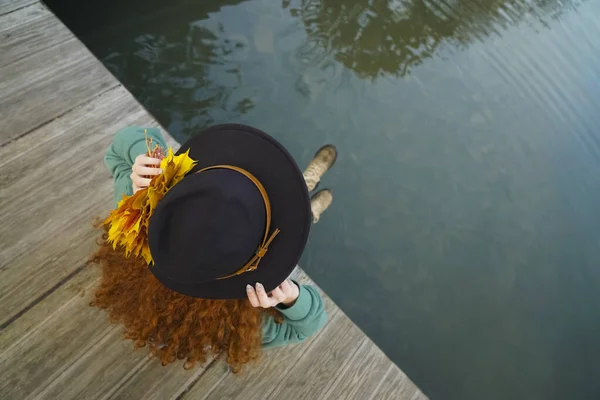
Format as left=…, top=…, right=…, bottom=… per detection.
left=90, top=124, right=337, bottom=372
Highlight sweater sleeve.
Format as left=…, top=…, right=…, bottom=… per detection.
left=104, top=126, right=167, bottom=207
left=261, top=284, right=328, bottom=348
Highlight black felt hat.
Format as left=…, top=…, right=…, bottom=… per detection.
left=147, top=124, right=311, bottom=299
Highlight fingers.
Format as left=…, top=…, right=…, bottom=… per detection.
left=246, top=285, right=260, bottom=307
left=279, top=279, right=293, bottom=293
left=279, top=280, right=300, bottom=307
left=270, top=287, right=287, bottom=304
left=130, top=172, right=151, bottom=189
left=279, top=280, right=297, bottom=297
left=246, top=283, right=290, bottom=308
left=134, top=165, right=163, bottom=176
left=255, top=283, right=274, bottom=307
left=130, top=155, right=163, bottom=193
left=135, top=155, right=162, bottom=166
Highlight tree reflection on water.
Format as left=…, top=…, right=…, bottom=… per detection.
left=102, top=23, right=254, bottom=136
left=286, top=0, right=583, bottom=79
left=60, top=0, right=585, bottom=139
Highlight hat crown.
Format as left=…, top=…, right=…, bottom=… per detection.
left=147, top=124, right=311, bottom=299
left=149, top=169, right=265, bottom=283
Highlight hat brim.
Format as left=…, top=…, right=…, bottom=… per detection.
left=148, top=124, right=311, bottom=299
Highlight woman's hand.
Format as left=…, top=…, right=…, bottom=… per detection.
left=131, top=155, right=162, bottom=193
left=246, top=280, right=300, bottom=308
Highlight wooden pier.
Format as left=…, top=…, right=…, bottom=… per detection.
left=0, top=2, right=427, bottom=399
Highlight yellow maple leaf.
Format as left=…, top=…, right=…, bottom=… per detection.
left=104, top=148, right=197, bottom=264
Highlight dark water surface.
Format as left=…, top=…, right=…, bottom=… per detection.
left=47, top=0, right=600, bottom=398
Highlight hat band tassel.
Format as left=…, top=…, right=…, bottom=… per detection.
left=225, top=228, right=281, bottom=277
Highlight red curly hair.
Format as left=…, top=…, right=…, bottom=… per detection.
left=88, top=233, right=281, bottom=372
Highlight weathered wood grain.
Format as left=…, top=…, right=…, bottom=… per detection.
left=264, top=314, right=368, bottom=400
left=0, top=4, right=73, bottom=68
left=25, top=328, right=145, bottom=400
left=0, top=272, right=113, bottom=398
left=0, top=263, right=159, bottom=400
left=369, top=366, right=429, bottom=400
left=0, top=266, right=98, bottom=353
left=321, top=339, right=397, bottom=400
left=0, top=87, right=158, bottom=326
left=290, top=266, right=315, bottom=285
left=183, top=309, right=342, bottom=400
left=0, top=38, right=118, bottom=145
left=181, top=362, right=231, bottom=400
left=0, top=1, right=43, bottom=30
left=0, top=0, right=37, bottom=16
left=106, top=358, right=212, bottom=400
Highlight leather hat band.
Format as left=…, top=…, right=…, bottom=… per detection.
left=195, top=165, right=280, bottom=280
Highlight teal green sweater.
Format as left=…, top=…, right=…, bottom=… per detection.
left=105, top=126, right=327, bottom=347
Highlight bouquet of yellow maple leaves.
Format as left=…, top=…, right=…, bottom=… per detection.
left=104, top=132, right=197, bottom=264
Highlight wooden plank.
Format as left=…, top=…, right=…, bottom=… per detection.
left=183, top=309, right=342, bottom=400
left=0, top=0, right=37, bottom=15
left=180, top=362, right=231, bottom=400
left=0, top=268, right=112, bottom=398
left=0, top=4, right=73, bottom=68
left=0, top=263, right=152, bottom=400
left=0, top=87, right=158, bottom=325
left=0, top=38, right=118, bottom=145
left=26, top=329, right=149, bottom=400
left=263, top=314, right=368, bottom=400
left=290, top=267, right=315, bottom=285
left=106, top=359, right=212, bottom=400
left=321, top=340, right=398, bottom=400
left=0, top=266, right=98, bottom=353
left=369, top=367, right=428, bottom=400
left=0, top=2, right=43, bottom=31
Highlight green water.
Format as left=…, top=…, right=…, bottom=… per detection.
left=47, top=0, right=600, bottom=398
